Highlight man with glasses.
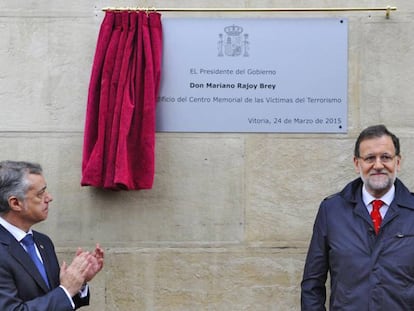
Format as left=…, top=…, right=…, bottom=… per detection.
left=0, top=161, right=104, bottom=310
left=301, top=124, right=414, bottom=310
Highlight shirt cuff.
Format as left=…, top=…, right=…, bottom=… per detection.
left=79, top=283, right=89, bottom=298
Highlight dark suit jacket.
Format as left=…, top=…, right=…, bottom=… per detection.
left=0, top=224, right=89, bottom=310
left=301, top=178, right=414, bottom=310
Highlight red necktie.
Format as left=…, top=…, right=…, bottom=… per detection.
left=371, top=200, right=383, bottom=234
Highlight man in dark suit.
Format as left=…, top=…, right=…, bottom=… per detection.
left=301, top=125, right=414, bottom=310
left=0, top=160, right=104, bottom=310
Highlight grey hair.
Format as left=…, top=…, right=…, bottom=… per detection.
left=0, top=161, right=43, bottom=213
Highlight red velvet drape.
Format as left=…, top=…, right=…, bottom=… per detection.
left=81, top=11, right=162, bottom=190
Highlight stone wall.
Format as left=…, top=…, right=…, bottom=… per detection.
left=1, top=1, right=413, bottom=310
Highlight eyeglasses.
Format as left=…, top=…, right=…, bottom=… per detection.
left=359, top=154, right=397, bottom=164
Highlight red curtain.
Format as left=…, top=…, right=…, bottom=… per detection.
left=81, top=11, right=162, bottom=190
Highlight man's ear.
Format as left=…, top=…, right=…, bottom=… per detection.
left=353, top=156, right=361, bottom=174
left=8, top=197, right=23, bottom=212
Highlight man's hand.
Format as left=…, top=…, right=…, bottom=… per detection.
left=76, top=243, right=104, bottom=283
left=60, top=252, right=91, bottom=296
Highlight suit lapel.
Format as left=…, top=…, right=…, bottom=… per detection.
left=0, top=226, right=51, bottom=293
left=381, top=202, right=399, bottom=229
left=353, top=200, right=373, bottom=225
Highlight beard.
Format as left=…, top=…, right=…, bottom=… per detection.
left=361, top=170, right=396, bottom=196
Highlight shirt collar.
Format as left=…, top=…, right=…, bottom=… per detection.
left=0, top=216, right=32, bottom=242
left=362, top=183, right=395, bottom=207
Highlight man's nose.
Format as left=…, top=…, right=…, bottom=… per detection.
left=372, top=157, right=385, bottom=169
left=45, top=192, right=53, bottom=203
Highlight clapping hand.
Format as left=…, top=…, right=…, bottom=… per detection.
left=76, top=243, right=104, bottom=283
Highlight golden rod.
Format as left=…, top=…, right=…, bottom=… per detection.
left=102, top=6, right=397, bottom=16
